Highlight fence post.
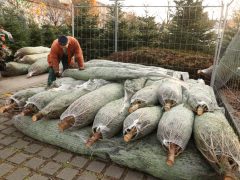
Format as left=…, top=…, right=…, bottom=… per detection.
left=72, top=4, right=75, bottom=37
left=110, top=0, right=124, bottom=52
left=114, top=0, right=118, bottom=52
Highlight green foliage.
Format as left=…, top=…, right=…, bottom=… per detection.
left=221, top=10, right=240, bottom=56
left=163, top=0, right=215, bottom=53
left=136, top=13, right=160, bottom=48
left=99, top=4, right=160, bottom=57
left=28, top=21, right=42, bottom=47
left=0, top=6, right=30, bottom=52
left=0, top=3, right=71, bottom=54
left=74, top=0, right=101, bottom=60
left=41, top=25, right=71, bottom=47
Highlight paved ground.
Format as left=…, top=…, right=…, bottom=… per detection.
left=0, top=74, right=159, bottom=180
left=0, top=74, right=48, bottom=94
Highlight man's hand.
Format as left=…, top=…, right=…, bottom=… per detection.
left=55, top=71, right=61, bottom=78
left=79, top=67, right=85, bottom=70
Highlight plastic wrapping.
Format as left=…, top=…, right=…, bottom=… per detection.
left=1, top=62, right=30, bottom=77
left=157, top=104, right=194, bottom=151
left=129, top=83, right=160, bottom=112
left=51, top=77, right=78, bottom=87
left=157, top=79, right=183, bottom=110
left=194, top=111, right=240, bottom=178
left=18, top=53, right=48, bottom=64
left=26, top=83, right=79, bottom=111
left=92, top=98, right=129, bottom=139
left=62, top=66, right=182, bottom=82
left=14, top=46, right=50, bottom=58
left=27, top=58, right=49, bottom=77
left=85, top=59, right=189, bottom=80
left=187, top=80, right=219, bottom=113
left=8, top=87, right=45, bottom=107
left=60, top=83, right=124, bottom=128
left=40, top=79, right=110, bottom=119
left=123, top=106, right=162, bottom=141
left=123, top=78, right=147, bottom=110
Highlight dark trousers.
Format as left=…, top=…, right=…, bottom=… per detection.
left=47, top=54, right=68, bottom=86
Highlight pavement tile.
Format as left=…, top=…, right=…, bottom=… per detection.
left=24, top=157, right=46, bottom=170
left=28, top=174, right=49, bottom=180
left=8, top=152, right=31, bottom=164
left=11, top=139, right=30, bottom=149
left=104, top=165, right=125, bottom=179
left=0, top=117, right=8, bottom=123
left=5, top=167, right=30, bottom=180
left=3, top=119, right=14, bottom=126
left=70, top=156, right=89, bottom=168
left=0, top=124, right=7, bottom=130
left=124, top=170, right=144, bottom=180
left=53, top=151, right=72, bottom=163
left=11, top=131, right=25, bottom=138
left=0, top=144, right=4, bottom=149
left=56, top=167, right=79, bottom=180
left=0, top=133, right=5, bottom=139
left=0, top=148, right=17, bottom=159
left=86, top=160, right=106, bottom=173
left=40, top=161, right=62, bottom=175
left=77, top=171, right=98, bottom=180
left=1, top=127, right=16, bottom=135
left=0, top=136, right=17, bottom=145
left=23, top=136, right=35, bottom=142
left=0, top=163, right=14, bottom=176
left=24, top=143, right=43, bottom=154
left=38, top=147, right=57, bottom=158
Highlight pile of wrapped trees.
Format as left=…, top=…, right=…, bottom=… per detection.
left=1, top=60, right=239, bottom=180
left=1, top=46, right=50, bottom=77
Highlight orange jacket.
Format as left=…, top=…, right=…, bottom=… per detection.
left=48, top=36, right=84, bottom=72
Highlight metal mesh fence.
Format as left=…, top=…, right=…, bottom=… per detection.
left=211, top=1, right=240, bottom=125
left=73, top=4, right=223, bottom=78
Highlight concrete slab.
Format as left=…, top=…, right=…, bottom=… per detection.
left=0, top=74, right=47, bottom=94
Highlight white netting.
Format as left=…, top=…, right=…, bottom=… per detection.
left=123, top=78, right=147, bottom=110
left=194, top=111, right=240, bottom=176
left=157, top=79, right=183, bottom=107
left=81, top=79, right=110, bottom=91
left=60, top=83, right=124, bottom=128
left=18, top=53, right=48, bottom=64
left=85, top=59, right=189, bottom=80
left=157, top=104, right=194, bottom=151
left=27, top=58, right=49, bottom=77
left=9, top=87, right=45, bottom=107
left=130, top=82, right=162, bottom=108
left=93, top=98, right=129, bottom=139
left=51, top=77, right=78, bottom=87
left=41, top=79, right=110, bottom=119
left=62, top=66, right=184, bottom=82
left=123, top=106, right=163, bottom=141
left=1, top=62, right=30, bottom=77
left=187, top=80, right=219, bottom=112
left=26, top=82, right=82, bottom=111
left=14, top=46, right=50, bottom=58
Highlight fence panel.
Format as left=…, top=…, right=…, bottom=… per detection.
left=73, top=4, right=223, bottom=78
